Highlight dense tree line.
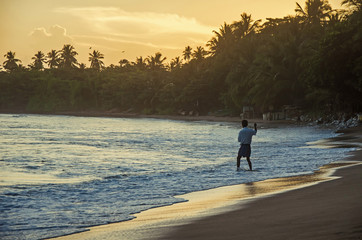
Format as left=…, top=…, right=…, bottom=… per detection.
left=1, top=0, right=361, bottom=116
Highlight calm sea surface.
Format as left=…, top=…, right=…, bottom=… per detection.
left=0, top=114, right=351, bottom=239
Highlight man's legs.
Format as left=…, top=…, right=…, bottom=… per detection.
left=237, top=156, right=241, bottom=168
left=237, top=156, right=252, bottom=171
left=246, top=157, right=252, bottom=171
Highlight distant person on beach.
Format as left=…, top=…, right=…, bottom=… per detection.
left=237, top=120, right=257, bottom=171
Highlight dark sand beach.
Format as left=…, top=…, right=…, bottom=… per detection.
left=52, top=125, right=362, bottom=240
left=158, top=126, right=362, bottom=240
left=161, top=159, right=362, bottom=240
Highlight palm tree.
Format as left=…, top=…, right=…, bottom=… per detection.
left=59, top=44, right=78, bottom=69
left=146, top=52, right=166, bottom=70
left=169, top=56, right=182, bottom=70
left=341, top=0, right=362, bottom=11
left=89, top=50, right=104, bottom=71
left=3, top=51, right=21, bottom=72
left=295, top=0, right=332, bottom=25
left=327, top=10, right=347, bottom=26
left=47, top=50, right=60, bottom=69
left=182, top=46, right=192, bottom=62
left=207, top=22, right=234, bottom=55
left=192, top=46, right=208, bottom=61
left=31, top=51, right=46, bottom=70
left=133, top=56, right=147, bottom=69
left=232, top=13, right=261, bottom=39
left=119, top=59, right=130, bottom=68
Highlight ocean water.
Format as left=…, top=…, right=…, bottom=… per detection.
left=0, top=114, right=352, bottom=239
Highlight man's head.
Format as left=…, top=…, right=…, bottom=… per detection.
left=242, top=120, right=248, bottom=128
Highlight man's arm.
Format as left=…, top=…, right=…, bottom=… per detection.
left=254, top=123, right=257, bottom=134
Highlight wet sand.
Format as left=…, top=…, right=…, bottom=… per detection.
left=160, top=159, right=362, bottom=240
left=51, top=126, right=362, bottom=240
left=159, top=126, right=362, bottom=240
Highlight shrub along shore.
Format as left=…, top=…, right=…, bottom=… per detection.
left=1, top=0, right=361, bottom=122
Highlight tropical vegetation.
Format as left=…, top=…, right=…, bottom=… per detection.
left=1, top=0, right=361, bottom=117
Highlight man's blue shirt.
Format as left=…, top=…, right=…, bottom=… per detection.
left=238, top=127, right=257, bottom=145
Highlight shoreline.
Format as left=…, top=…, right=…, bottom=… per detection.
left=160, top=127, right=362, bottom=240
left=1, top=110, right=296, bottom=126
left=2, top=110, right=359, bottom=129
left=50, top=126, right=362, bottom=240
left=161, top=158, right=362, bottom=240
left=51, top=162, right=361, bottom=240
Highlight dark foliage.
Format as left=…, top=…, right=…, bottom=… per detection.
left=1, top=0, right=361, bottom=115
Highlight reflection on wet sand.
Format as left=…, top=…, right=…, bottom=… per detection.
left=243, top=162, right=356, bottom=198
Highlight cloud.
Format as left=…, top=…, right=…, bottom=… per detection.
left=48, top=7, right=214, bottom=64
left=54, top=7, right=214, bottom=37
left=28, top=25, right=73, bottom=48
left=24, top=8, right=214, bottom=66
left=73, top=34, right=178, bottom=50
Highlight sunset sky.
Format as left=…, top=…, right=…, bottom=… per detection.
left=0, top=0, right=345, bottom=66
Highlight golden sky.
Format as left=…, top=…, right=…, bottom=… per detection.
left=0, top=0, right=345, bottom=66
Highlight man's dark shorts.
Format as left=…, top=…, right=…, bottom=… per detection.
left=238, top=144, right=251, bottom=158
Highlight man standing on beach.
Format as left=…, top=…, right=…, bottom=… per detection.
left=237, top=120, right=257, bottom=171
